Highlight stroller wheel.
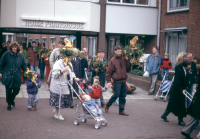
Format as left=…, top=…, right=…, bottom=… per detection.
left=74, top=120, right=79, bottom=125
left=102, top=121, right=107, bottom=126
left=154, top=97, right=158, bottom=101
left=163, top=98, right=167, bottom=102
left=94, top=123, right=100, bottom=129
left=81, top=118, right=87, bottom=123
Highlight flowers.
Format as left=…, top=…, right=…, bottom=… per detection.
left=130, top=36, right=138, bottom=50
left=91, top=58, right=107, bottom=72
left=34, top=42, right=49, bottom=59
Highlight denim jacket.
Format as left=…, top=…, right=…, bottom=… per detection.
left=146, top=53, right=162, bottom=75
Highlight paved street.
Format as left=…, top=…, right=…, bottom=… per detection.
left=0, top=75, right=199, bottom=139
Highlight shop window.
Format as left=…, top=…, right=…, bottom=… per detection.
left=29, top=38, right=33, bottom=44
left=86, top=37, right=96, bottom=57
left=2, top=33, right=14, bottom=44
left=108, top=0, right=148, bottom=5
left=42, top=37, right=47, bottom=48
left=50, top=37, right=56, bottom=48
left=166, top=32, right=187, bottom=68
left=168, top=0, right=189, bottom=12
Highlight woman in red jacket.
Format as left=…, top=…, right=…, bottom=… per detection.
left=44, top=55, right=50, bottom=89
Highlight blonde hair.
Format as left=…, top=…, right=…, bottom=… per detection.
left=175, top=52, right=186, bottom=66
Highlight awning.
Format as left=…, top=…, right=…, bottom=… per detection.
left=160, top=27, right=187, bottom=32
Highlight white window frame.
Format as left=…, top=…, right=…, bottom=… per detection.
left=42, top=37, right=47, bottom=48
left=50, top=37, right=56, bottom=48
left=2, top=33, right=14, bottom=43
left=29, top=38, right=33, bottom=43
left=167, top=0, right=189, bottom=13
left=107, top=0, right=149, bottom=6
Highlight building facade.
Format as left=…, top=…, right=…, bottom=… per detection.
left=0, top=0, right=159, bottom=59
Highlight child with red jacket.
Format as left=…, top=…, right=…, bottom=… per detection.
left=80, top=79, right=89, bottom=94
left=160, top=53, right=172, bottom=80
left=88, top=76, right=109, bottom=107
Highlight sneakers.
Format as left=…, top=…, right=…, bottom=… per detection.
left=54, top=114, right=64, bottom=120
left=32, top=106, right=37, bottom=111
left=28, top=108, right=32, bottom=111
left=7, top=105, right=11, bottom=111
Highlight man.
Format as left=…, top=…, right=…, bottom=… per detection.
left=48, top=40, right=65, bottom=83
left=39, top=43, right=46, bottom=79
left=90, top=49, right=108, bottom=107
left=27, top=41, right=39, bottom=72
left=105, top=46, right=132, bottom=116
left=71, top=48, right=88, bottom=96
left=181, top=69, right=200, bottom=139
left=146, top=47, right=162, bottom=95
left=186, top=53, right=197, bottom=108
left=161, top=59, right=191, bottom=126
left=83, top=47, right=93, bottom=61
left=0, top=41, right=10, bottom=59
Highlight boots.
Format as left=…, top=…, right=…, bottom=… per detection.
left=161, top=110, right=170, bottom=122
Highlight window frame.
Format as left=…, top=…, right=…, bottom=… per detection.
left=107, top=0, right=149, bottom=6
left=167, top=0, right=189, bottom=13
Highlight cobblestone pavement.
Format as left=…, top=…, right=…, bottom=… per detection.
left=0, top=97, right=199, bottom=139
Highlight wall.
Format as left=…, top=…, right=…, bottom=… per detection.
left=1, top=0, right=100, bottom=32
left=105, top=4, right=158, bottom=35
left=159, top=0, right=200, bottom=57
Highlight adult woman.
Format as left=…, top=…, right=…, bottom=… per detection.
left=175, top=52, right=187, bottom=66
left=161, top=59, right=191, bottom=126
left=49, top=48, right=79, bottom=120
left=0, top=42, right=27, bottom=111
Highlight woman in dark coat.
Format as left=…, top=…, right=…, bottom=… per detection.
left=181, top=69, right=200, bottom=139
left=0, top=42, right=27, bottom=111
left=161, top=59, right=191, bottom=126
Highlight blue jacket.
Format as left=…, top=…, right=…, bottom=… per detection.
left=83, top=100, right=98, bottom=110
left=146, top=53, right=162, bottom=74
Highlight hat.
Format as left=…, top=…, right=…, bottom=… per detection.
left=98, top=49, right=105, bottom=53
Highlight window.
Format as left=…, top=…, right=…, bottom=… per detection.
left=86, top=37, right=96, bottom=57
left=29, top=38, right=33, bottom=44
left=166, top=32, right=187, bottom=68
left=50, top=37, right=56, bottom=48
left=60, top=36, right=66, bottom=42
left=108, top=0, right=148, bottom=5
left=168, top=0, right=189, bottom=12
left=2, top=33, right=14, bottom=44
left=35, top=38, right=39, bottom=45
left=42, top=37, right=47, bottom=48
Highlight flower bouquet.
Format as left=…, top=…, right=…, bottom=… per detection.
left=34, top=42, right=49, bottom=59
left=91, top=54, right=107, bottom=73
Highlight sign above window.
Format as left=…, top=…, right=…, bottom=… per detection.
left=21, top=16, right=86, bottom=30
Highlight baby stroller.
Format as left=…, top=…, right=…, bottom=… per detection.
left=154, top=72, right=174, bottom=102
left=183, top=91, right=193, bottom=102
left=68, top=82, right=107, bottom=129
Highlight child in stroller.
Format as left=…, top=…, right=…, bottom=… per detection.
left=82, top=94, right=103, bottom=122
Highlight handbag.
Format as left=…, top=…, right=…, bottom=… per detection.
left=143, top=71, right=150, bottom=78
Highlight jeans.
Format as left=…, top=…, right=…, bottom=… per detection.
left=30, top=65, right=38, bottom=72
left=6, top=86, right=20, bottom=105
left=187, top=85, right=193, bottom=109
left=182, top=116, right=199, bottom=135
left=39, top=58, right=46, bottom=78
left=161, top=69, right=169, bottom=80
left=91, top=98, right=101, bottom=108
left=90, top=108, right=102, bottom=119
left=28, top=94, right=39, bottom=108
left=107, top=82, right=127, bottom=112
left=149, top=74, right=158, bottom=93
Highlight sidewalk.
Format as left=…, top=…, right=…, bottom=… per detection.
left=0, top=75, right=154, bottom=100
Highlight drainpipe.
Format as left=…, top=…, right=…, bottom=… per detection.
left=157, top=0, right=161, bottom=50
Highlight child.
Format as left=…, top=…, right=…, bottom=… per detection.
left=80, top=78, right=89, bottom=94
left=26, top=72, right=41, bottom=111
left=88, top=76, right=109, bottom=107
left=160, top=53, right=172, bottom=80
left=82, top=94, right=103, bottom=122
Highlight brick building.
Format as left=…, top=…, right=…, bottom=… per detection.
left=158, top=0, right=200, bottom=67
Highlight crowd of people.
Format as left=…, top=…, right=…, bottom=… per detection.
left=0, top=40, right=199, bottom=138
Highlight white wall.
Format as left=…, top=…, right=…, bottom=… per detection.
left=106, top=5, right=158, bottom=35
left=1, top=0, right=100, bottom=32
left=1, top=0, right=16, bottom=27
